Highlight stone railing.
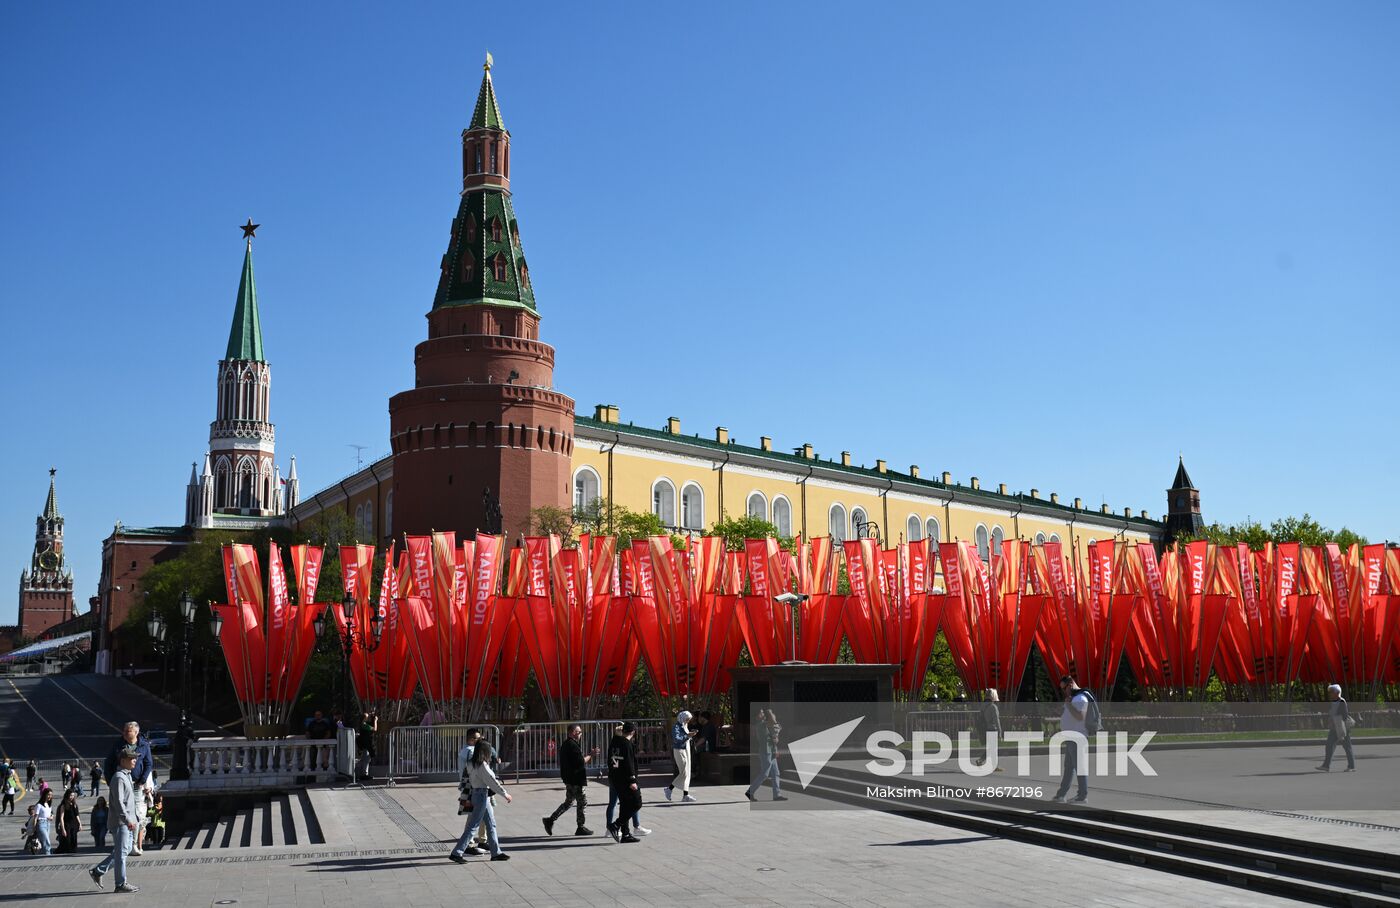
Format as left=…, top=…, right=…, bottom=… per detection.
left=182, top=737, right=339, bottom=790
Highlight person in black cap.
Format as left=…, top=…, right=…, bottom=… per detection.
left=607, top=722, right=642, bottom=843
left=89, top=745, right=141, bottom=893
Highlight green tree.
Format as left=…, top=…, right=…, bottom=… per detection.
left=707, top=515, right=793, bottom=552
left=529, top=505, right=574, bottom=539
left=1186, top=513, right=1368, bottom=550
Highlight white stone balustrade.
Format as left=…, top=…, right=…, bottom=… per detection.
left=183, top=737, right=338, bottom=790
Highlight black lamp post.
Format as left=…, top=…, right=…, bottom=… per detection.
left=170, top=590, right=198, bottom=781
left=318, top=593, right=384, bottom=720
left=146, top=611, right=168, bottom=698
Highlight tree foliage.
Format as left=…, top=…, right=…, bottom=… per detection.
left=1186, top=513, right=1368, bottom=550
left=707, top=515, right=793, bottom=552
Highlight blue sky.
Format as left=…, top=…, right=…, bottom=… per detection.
left=2, top=2, right=1397, bottom=623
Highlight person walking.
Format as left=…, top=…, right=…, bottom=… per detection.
left=608, top=722, right=643, bottom=843
left=542, top=724, right=592, bottom=837
left=89, top=744, right=142, bottom=892
left=600, top=725, right=651, bottom=838
left=70, top=764, right=84, bottom=797
left=2, top=767, right=17, bottom=815
left=25, top=759, right=36, bottom=790
left=56, top=789, right=81, bottom=853
left=664, top=710, right=698, bottom=802
left=34, top=789, right=54, bottom=855
left=104, top=722, right=153, bottom=855
left=356, top=712, right=378, bottom=781
left=697, top=711, right=719, bottom=754
left=61, top=763, right=72, bottom=793
left=977, top=689, right=1003, bottom=771
left=1316, top=683, right=1357, bottom=772
left=91, top=796, right=109, bottom=850
left=746, top=708, right=787, bottom=801
left=90, top=761, right=103, bottom=798
left=1051, top=675, right=1092, bottom=804
left=448, top=741, right=512, bottom=863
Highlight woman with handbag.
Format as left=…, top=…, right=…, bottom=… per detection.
left=447, top=741, right=512, bottom=863
left=55, top=789, right=81, bottom=852
left=1316, top=683, right=1357, bottom=772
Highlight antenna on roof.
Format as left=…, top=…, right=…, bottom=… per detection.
left=348, top=444, right=368, bottom=469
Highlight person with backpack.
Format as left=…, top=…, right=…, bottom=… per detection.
left=1316, top=683, right=1357, bottom=772
left=2, top=767, right=18, bottom=815
left=1051, top=674, right=1095, bottom=804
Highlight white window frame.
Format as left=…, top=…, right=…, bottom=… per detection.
left=681, top=482, right=704, bottom=531
left=829, top=503, right=847, bottom=544
left=975, top=524, right=990, bottom=563
left=926, top=517, right=941, bottom=544
left=651, top=478, right=677, bottom=529
left=573, top=466, right=602, bottom=512
left=746, top=491, right=768, bottom=522
left=771, top=495, right=792, bottom=538
left=906, top=514, right=922, bottom=542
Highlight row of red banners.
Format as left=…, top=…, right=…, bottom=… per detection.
left=214, top=536, right=1400, bottom=719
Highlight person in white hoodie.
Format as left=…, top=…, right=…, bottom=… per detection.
left=665, top=710, right=699, bottom=803
left=448, top=741, right=512, bottom=863
left=89, top=745, right=141, bottom=893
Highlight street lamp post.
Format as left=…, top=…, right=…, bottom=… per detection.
left=317, top=593, right=384, bottom=720
left=171, top=590, right=198, bottom=781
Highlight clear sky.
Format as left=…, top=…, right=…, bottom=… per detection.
left=2, top=2, right=1397, bottom=624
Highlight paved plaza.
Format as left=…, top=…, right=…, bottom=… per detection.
left=0, top=774, right=1372, bottom=907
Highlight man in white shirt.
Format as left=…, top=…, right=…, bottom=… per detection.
left=1052, top=675, right=1091, bottom=803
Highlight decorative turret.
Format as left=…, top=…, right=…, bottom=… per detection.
left=1165, top=455, right=1204, bottom=538
left=284, top=455, right=300, bottom=512
left=390, top=56, right=574, bottom=542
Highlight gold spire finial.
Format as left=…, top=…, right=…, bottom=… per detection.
left=484, top=52, right=493, bottom=73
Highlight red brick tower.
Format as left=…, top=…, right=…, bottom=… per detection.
left=17, top=470, right=77, bottom=639
left=389, top=55, right=575, bottom=541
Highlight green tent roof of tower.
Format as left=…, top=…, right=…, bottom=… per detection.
left=469, top=64, right=505, bottom=131
left=225, top=241, right=265, bottom=362
left=43, top=472, right=58, bottom=519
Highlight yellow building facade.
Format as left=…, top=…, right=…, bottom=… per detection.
left=292, top=403, right=1162, bottom=561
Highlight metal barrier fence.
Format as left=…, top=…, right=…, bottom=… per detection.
left=904, top=710, right=982, bottom=741
left=501, top=720, right=668, bottom=783
left=386, top=724, right=502, bottom=786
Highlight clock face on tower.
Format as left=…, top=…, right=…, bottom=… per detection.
left=38, top=548, right=58, bottom=571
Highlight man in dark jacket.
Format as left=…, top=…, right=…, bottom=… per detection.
left=103, top=722, right=154, bottom=855
left=607, top=722, right=642, bottom=844
left=542, top=724, right=592, bottom=836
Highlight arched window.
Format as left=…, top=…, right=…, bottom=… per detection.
left=651, top=479, right=676, bottom=528
left=1049, top=533, right=1061, bottom=544
left=354, top=504, right=365, bottom=538
left=829, top=504, right=847, bottom=544
left=975, top=524, right=990, bottom=563
left=1087, top=538, right=1097, bottom=547
left=510, top=222, right=520, bottom=246
left=459, top=250, right=474, bottom=281
left=214, top=457, right=231, bottom=508
left=519, top=263, right=530, bottom=289
left=491, top=218, right=502, bottom=242
left=363, top=502, right=374, bottom=539
left=906, top=515, right=922, bottom=542
left=573, top=467, right=601, bottom=512
left=1035, top=532, right=1047, bottom=546
left=851, top=507, right=870, bottom=541
left=493, top=255, right=508, bottom=281
left=681, top=483, right=704, bottom=531
left=772, top=497, right=792, bottom=537
left=490, top=143, right=498, bottom=173
left=925, top=517, right=941, bottom=544
left=991, top=526, right=1005, bottom=557
left=474, top=145, right=482, bottom=173
left=466, top=216, right=477, bottom=241
left=746, top=492, right=767, bottom=521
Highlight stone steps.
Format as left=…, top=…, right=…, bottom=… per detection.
left=168, top=791, right=325, bottom=850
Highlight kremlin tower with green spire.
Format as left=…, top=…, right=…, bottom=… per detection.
left=389, top=55, right=575, bottom=540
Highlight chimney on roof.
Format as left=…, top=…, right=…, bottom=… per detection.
left=1074, top=497, right=1082, bottom=509
left=942, top=471, right=952, bottom=484
left=998, top=483, right=1007, bottom=495
left=876, top=460, right=887, bottom=474
left=841, top=451, right=852, bottom=467
left=595, top=404, right=620, bottom=424
left=1100, top=504, right=1110, bottom=514
left=760, top=436, right=772, bottom=452
left=910, top=465, right=920, bottom=479
left=1140, top=509, right=1149, bottom=519
left=1050, top=492, right=1059, bottom=504
left=802, top=443, right=815, bottom=459
left=970, top=477, right=980, bottom=490
left=716, top=427, right=729, bottom=444
left=1124, top=507, right=1132, bottom=517
left=666, top=416, right=681, bottom=435
left=1030, top=489, right=1039, bottom=499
